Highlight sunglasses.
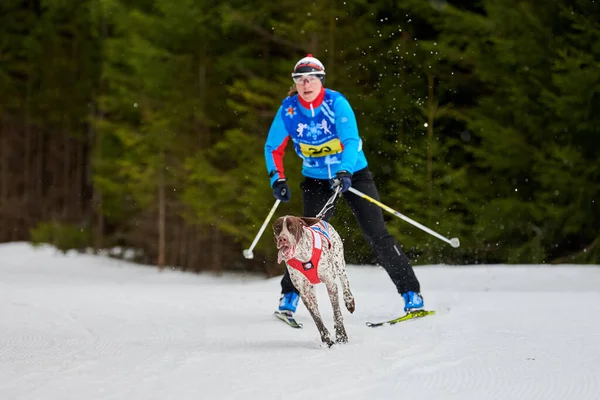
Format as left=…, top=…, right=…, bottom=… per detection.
left=291, top=73, right=324, bottom=84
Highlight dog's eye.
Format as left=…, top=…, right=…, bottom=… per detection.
left=273, top=220, right=283, bottom=236
left=286, top=220, right=299, bottom=237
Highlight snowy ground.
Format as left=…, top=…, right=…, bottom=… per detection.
left=1, top=242, right=600, bottom=400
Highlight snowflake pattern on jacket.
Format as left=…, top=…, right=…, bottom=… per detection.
left=264, top=89, right=368, bottom=184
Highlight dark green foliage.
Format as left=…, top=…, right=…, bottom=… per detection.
left=30, top=222, right=91, bottom=254
left=1, top=0, right=599, bottom=271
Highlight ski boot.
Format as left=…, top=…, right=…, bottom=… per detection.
left=402, top=291, right=424, bottom=312
left=278, top=291, right=300, bottom=316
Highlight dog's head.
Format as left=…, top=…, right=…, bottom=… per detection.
left=273, top=216, right=307, bottom=264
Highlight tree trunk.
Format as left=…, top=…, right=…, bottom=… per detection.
left=76, top=133, right=84, bottom=219
left=310, top=33, right=319, bottom=55
left=37, top=131, right=45, bottom=220
left=157, top=158, right=166, bottom=268
left=179, top=222, right=187, bottom=271
left=211, top=225, right=222, bottom=274
left=63, top=129, right=71, bottom=218
left=91, top=3, right=107, bottom=250
left=198, top=49, right=207, bottom=147
left=426, top=74, right=436, bottom=261
left=328, top=7, right=335, bottom=86
left=89, top=103, right=104, bottom=249
left=24, top=73, right=32, bottom=227
left=427, top=73, right=435, bottom=196
left=0, top=119, right=7, bottom=240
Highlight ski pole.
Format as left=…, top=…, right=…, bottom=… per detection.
left=348, top=187, right=460, bottom=248
left=243, top=199, right=281, bottom=259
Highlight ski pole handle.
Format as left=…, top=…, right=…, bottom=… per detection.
left=348, top=187, right=460, bottom=248
left=243, top=199, right=281, bottom=259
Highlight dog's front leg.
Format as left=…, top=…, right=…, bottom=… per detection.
left=302, top=285, right=334, bottom=347
left=290, top=270, right=333, bottom=347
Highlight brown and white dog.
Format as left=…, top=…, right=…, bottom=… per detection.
left=273, top=216, right=355, bottom=347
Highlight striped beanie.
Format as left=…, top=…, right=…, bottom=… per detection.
left=292, top=54, right=326, bottom=84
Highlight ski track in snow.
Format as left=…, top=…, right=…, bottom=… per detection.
left=1, top=242, right=600, bottom=400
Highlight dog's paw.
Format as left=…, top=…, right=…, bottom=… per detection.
left=335, top=335, right=348, bottom=345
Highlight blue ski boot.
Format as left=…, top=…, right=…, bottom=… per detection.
left=402, top=291, right=424, bottom=312
left=278, top=292, right=300, bottom=316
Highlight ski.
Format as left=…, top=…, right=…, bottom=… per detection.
left=366, top=309, right=436, bottom=328
left=274, top=311, right=303, bottom=329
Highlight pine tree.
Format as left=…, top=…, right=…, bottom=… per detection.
left=430, top=0, right=600, bottom=263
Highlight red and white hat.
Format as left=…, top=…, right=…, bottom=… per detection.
left=292, top=54, right=326, bottom=76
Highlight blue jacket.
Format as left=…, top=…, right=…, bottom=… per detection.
left=264, top=88, right=368, bottom=186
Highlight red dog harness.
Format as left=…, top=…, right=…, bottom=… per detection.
left=286, top=222, right=332, bottom=284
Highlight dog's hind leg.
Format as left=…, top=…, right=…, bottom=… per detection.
left=290, top=270, right=333, bottom=347
left=339, top=272, right=355, bottom=314
left=322, top=276, right=348, bottom=344
left=334, top=257, right=355, bottom=314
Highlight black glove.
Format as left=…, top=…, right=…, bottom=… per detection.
left=272, top=179, right=291, bottom=202
left=331, top=170, right=352, bottom=192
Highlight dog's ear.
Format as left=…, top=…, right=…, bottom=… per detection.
left=273, top=217, right=283, bottom=244
left=286, top=216, right=305, bottom=244
left=299, top=217, right=321, bottom=227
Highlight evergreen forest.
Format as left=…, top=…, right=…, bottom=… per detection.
left=1, top=0, right=598, bottom=275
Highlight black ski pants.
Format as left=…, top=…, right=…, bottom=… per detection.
left=280, top=167, right=421, bottom=296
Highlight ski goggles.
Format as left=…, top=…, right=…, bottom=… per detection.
left=291, top=72, right=325, bottom=84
